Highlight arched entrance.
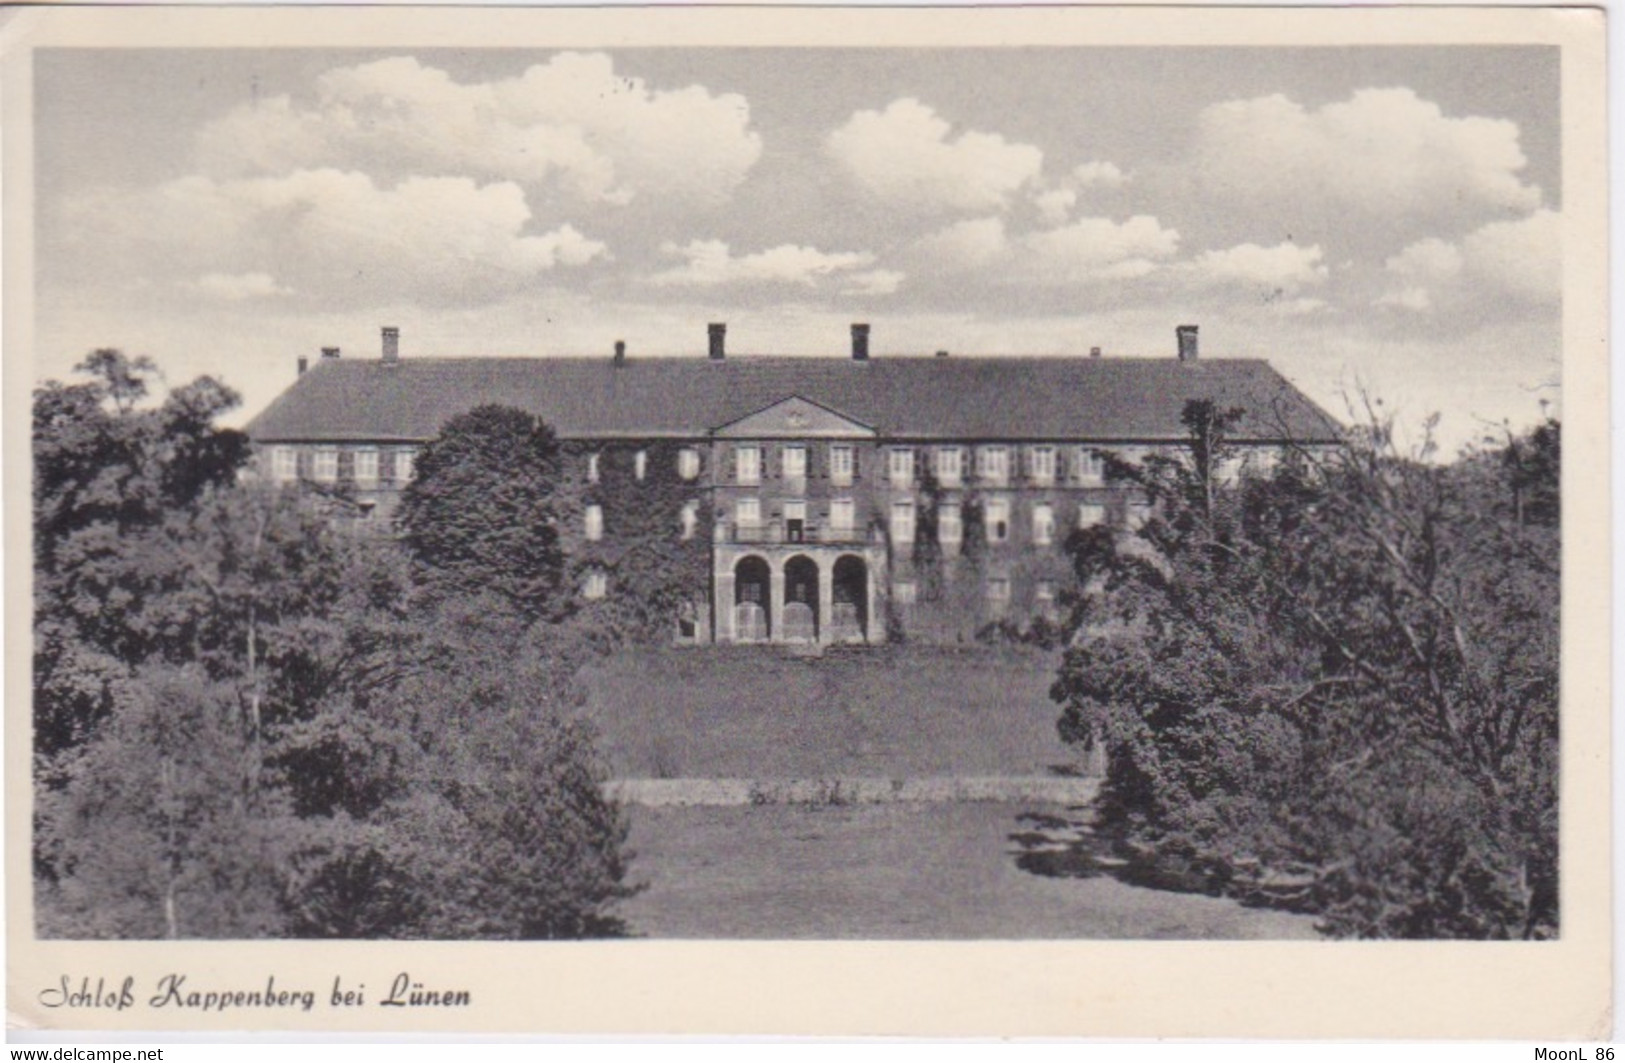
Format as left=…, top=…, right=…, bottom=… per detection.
left=734, top=556, right=771, bottom=642
left=783, top=555, right=819, bottom=643
left=832, top=555, right=868, bottom=643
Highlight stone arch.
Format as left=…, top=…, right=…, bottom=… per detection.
left=832, top=554, right=869, bottom=643
left=733, top=555, right=771, bottom=641
left=783, top=554, right=820, bottom=643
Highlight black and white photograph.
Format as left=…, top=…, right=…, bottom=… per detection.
left=5, top=4, right=1610, bottom=1040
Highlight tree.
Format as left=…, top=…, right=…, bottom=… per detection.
left=36, top=663, right=307, bottom=939
left=35, top=369, right=635, bottom=940
left=1052, top=401, right=1559, bottom=939
left=33, top=351, right=250, bottom=757
left=288, top=597, right=634, bottom=939
left=397, top=405, right=570, bottom=625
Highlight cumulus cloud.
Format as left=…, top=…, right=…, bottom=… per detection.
left=1385, top=238, right=1466, bottom=283
left=914, top=213, right=1180, bottom=287
left=1191, top=87, right=1542, bottom=228
left=196, top=53, right=763, bottom=209
left=914, top=216, right=1011, bottom=271
left=842, top=269, right=906, bottom=297
left=1032, top=189, right=1076, bottom=226
left=1029, top=161, right=1129, bottom=226
left=651, top=239, right=881, bottom=289
left=1019, top=215, right=1182, bottom=283
left=65, top=169, right=607, bottom=307
left=1461, top=208, right=1560, bottom=304
left=825, top=98, right=1043, bottom=214
left=1073, top=161, right=1129, bottom=189
left=1377, top=209, right=1558, bottom=312
left=187, top=271, right=292, bottom=301
left=1186, top=241, right=1329, bottom=296
left=1375, top=287, right=1434, bottom=312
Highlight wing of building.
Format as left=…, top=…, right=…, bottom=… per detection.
left=246, top=323, right=1341, bottom=646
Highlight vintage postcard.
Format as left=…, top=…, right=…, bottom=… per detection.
left=2, top=3, right=1610, bottom=1040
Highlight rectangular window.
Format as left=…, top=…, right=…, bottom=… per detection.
left=1036, top=579, right=1058, bottom=617
left=395, top=447, right=417, bottom=484
left=977, top=446, right=1009, bottom=485
left=985, top=497, right=1011, bottom=543
left=782, top=446, right=807, bottom=481
left=583, top=570, right=608, bottom=600
left=784, top=500, right=807, bottom=543
left=934, top=447, right=963, bottom=486
left=1073, top=448, right=1105, bottom=485
left=587, top=452, right=601, bottom=483
left=353, top=448, right=379, bottom=485
left=271, top=446, right=297, bottom=483
left=312, top=447, right=338, bottom=484
left=634, top=450, right=648, bottom=481
left=1127, top=499, right=1153, bottom=530
left=677, top=447, right=701, bottom=481
left=735, top=497, right=761, bottom=529
left=1033, top=502, right=1055, bottom=546
left=735, top=445, right=761, bottom=485
left=1078, top=502, right=1108, bottom=529
left=1029, top=446, right=1057, bottom=485
left=680, top=500, right=699, bottom=540
left=890, top=500, right=916, bottom=545
left=828, top=445, right=854, bottom=487
left=985, top=576, right=1011, bottom=602
left=938, top=502, right=962, bottom=544
left=888, top=447, right=915, bottom=488
left=829, top=498, right=856, bottom=534
left=585, top=504, right=604, bottom=541
left=894, top=581, right=917, bottom=605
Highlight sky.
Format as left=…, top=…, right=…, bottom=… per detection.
left=34, top=46, right=1562, bottom=453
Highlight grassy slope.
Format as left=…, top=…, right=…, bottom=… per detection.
left=579, top=644, right=1077, bottom=779
left=618, top=802, right=1319, bottom=939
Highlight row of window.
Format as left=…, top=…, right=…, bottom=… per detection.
left=711, top=497, right=1125, bottom=544
left=889, top=498, right=1112, bottom=546
left=269, top=445, right=417, bottom=485
left=584, top=501, right=703, bottom=542
left=584, top=448, right=704, bottom=484
left=584, top=570, right=1058, bottom=610
left=582, top=497, right=1123, bottom=543
left=724, top=444, right=1106, bottom=488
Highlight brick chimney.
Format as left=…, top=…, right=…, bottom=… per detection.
left=381, top=326, right=400, bottom=363
left=1177, top=324, right=1199, bottom=361
left=320, top=346, right=340, bottom=360
left=1090, top=346, right=1102, bottom=359
left=708, top=323, right=726, bottom=361
left=851, top=323, right=870, bottom=361
left=297, top=355, right=309, bottom=376
left=613, top=340, right=626, bottom=366
left=935, top=349, right=949, bottom=358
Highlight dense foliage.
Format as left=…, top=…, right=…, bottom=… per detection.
left=34, top=355, right=631, bottom=939
left=1052, top=401, right=1560, bottom=939
left=563, top=439, right=713, bottom=648
left=398, top=404, right=571, bottom=624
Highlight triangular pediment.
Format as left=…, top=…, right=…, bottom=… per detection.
left=713, top=395, right=876, bottom=439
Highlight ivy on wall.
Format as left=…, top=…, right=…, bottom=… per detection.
left=560, top=440, right=713, bottom=647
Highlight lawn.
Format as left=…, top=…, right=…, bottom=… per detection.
left=579, top=643, right=1077, bottom=779
left=616, top=801, right=1320, bottom=939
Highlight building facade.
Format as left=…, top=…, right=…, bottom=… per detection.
left=246, top=323, right=1340, bottom=646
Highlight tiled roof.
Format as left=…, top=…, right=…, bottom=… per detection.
left=245, top=354, right=1342, bottom=444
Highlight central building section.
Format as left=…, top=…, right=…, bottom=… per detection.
left=709, top=396, right=888, bottom=645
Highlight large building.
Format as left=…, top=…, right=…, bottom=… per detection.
left=246, top=323, right=1340, bottom=646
